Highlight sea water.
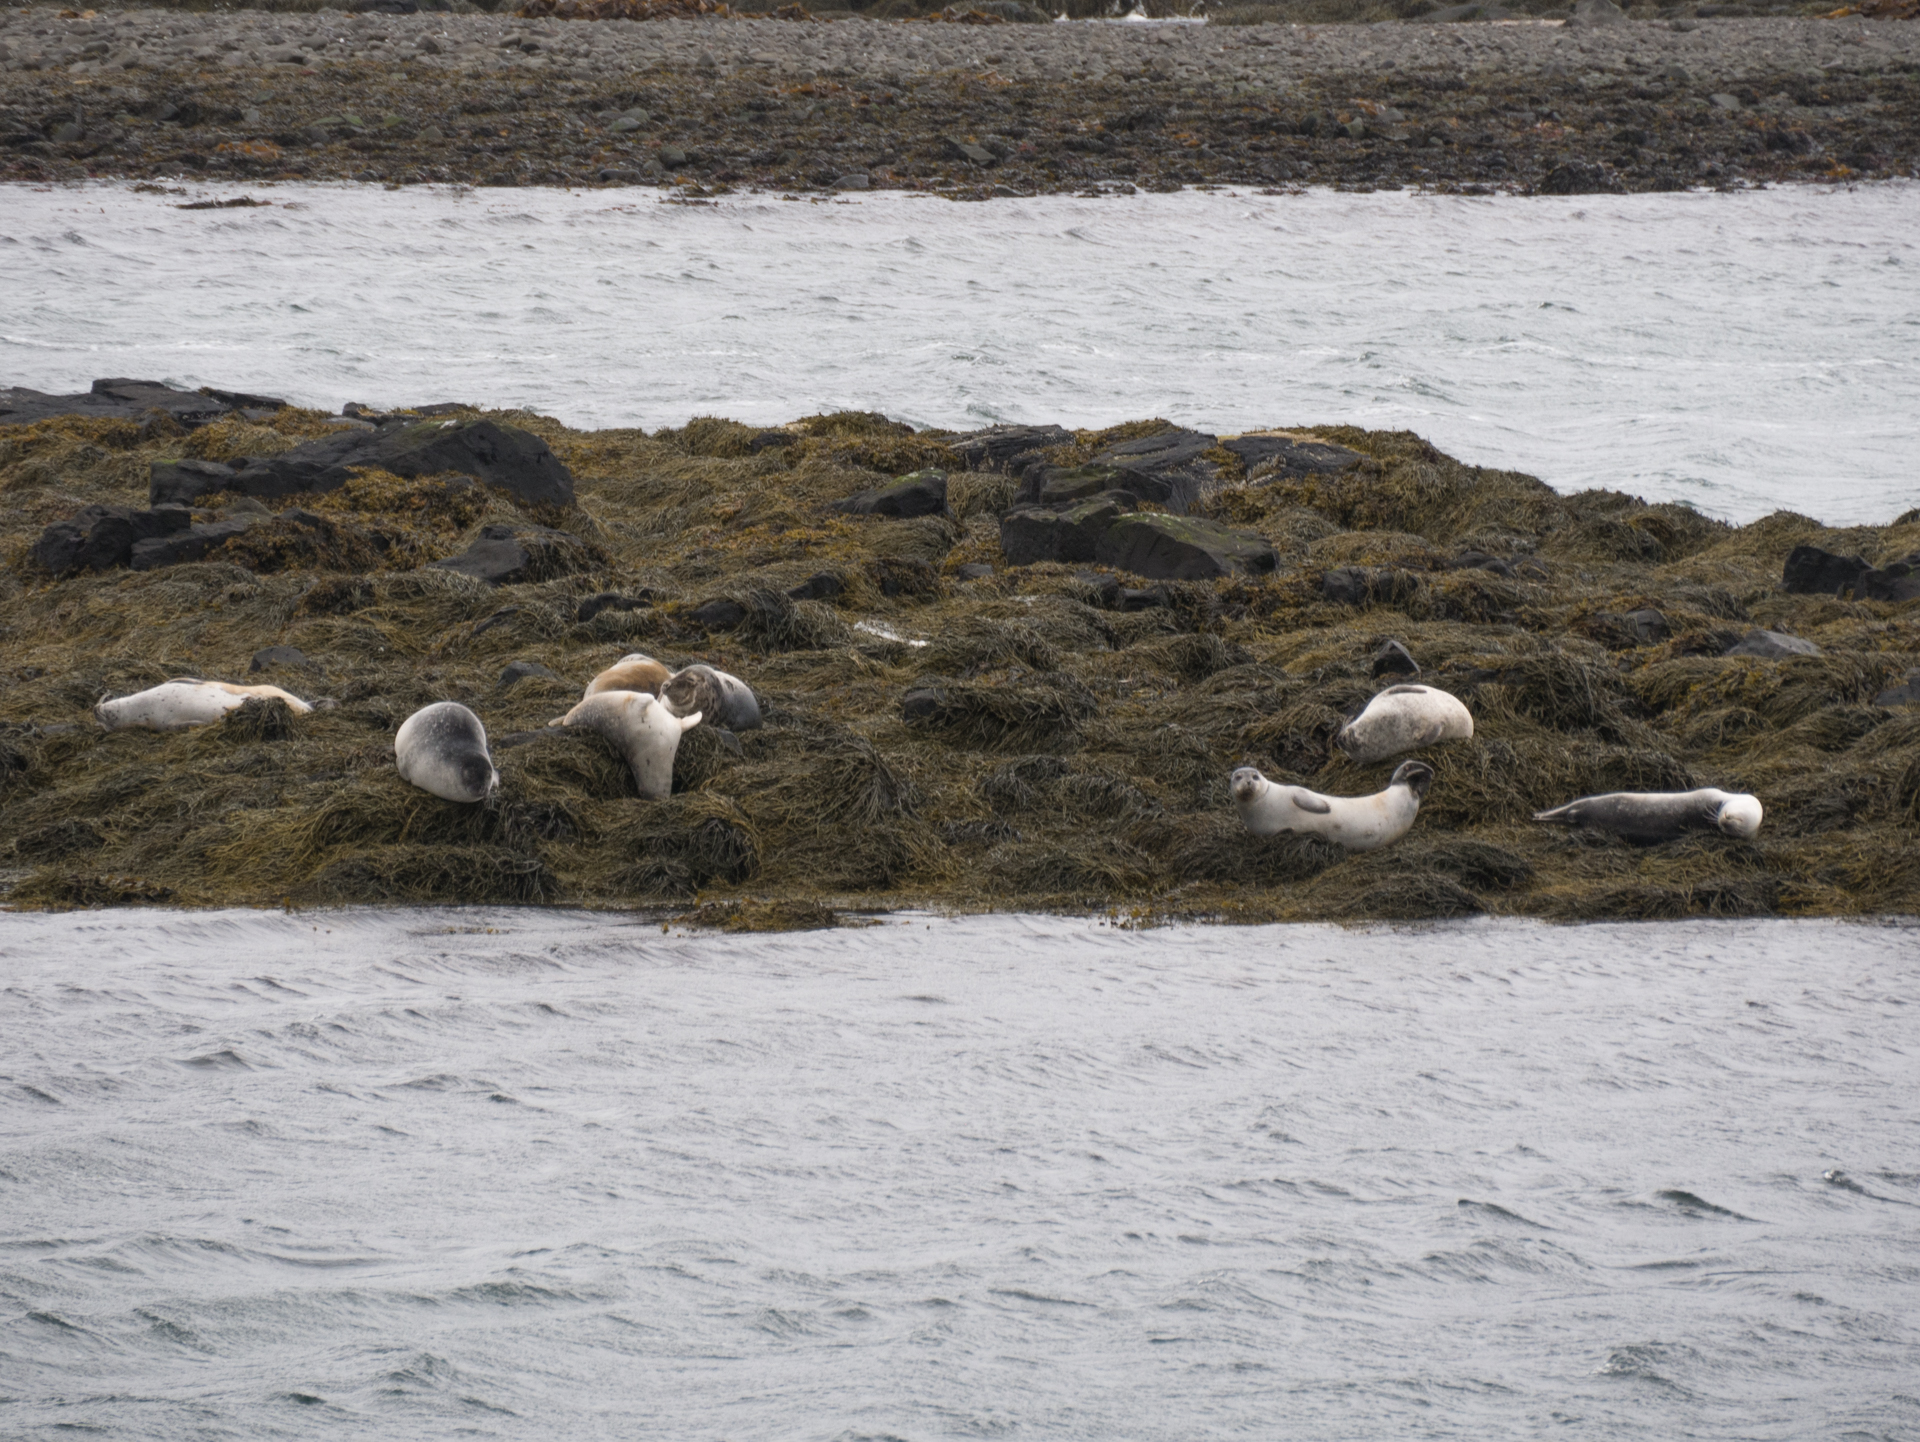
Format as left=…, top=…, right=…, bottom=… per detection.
left=3, top=180, right=1917, bottom=524
left=1, top=908, right=1917, bottom=1439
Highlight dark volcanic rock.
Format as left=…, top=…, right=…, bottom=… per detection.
left=498, top=659, right=563, bottom=690
left=1858, top=557, right=1920, bottom=604
left=129, top=518, right=256, bottom=570
left=32, top=503, right=192, bottom=576
left=1024, top=465, right=1124, bottom=507
left=149, top=458, right=242, bottom=507
left=948, top=424, right=1074, bottom=474
left=1782, top=544, right=1871, bottom=597
left=1224, top=433, right=1363, bottom=482
left=1371, top=638, right=1420, bottom=678
left=1725, top=628, right=1822, bottom=659
left=1094, top=513, right=1278, bottom=581
left=430, top=523, right=596, bottom=586
left=0, top=377, right=247, bottom=429
left=690, top=597, right=750, bottom=630
left=787, top=572, right=845, bottom=602
left=1090, top=428, right=1222, bottom=515
left=249, top=645, right=311, bottom=672
left=831, top=469, right=950, bottom=519
left=1000, top=497, right=1124, bottom=567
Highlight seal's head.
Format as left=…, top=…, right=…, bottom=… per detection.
left=1389, top=759, right=1435, bottom=800
left=461, top=752, right=501, bottom=802
left=1229, top=766, right=1268, bottom=807
left=1716, top=792, right=1763, bottom=839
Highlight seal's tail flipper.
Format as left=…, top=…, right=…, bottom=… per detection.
left=1532, top=802, right=1579, bottom=825
left=677, top=710, right=704, bottom=733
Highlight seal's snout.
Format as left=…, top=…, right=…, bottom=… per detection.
left=1229, top=767, right=1265, bottom=804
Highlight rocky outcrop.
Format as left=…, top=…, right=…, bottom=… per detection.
left=0, top=378, right=284, bottom=430
left=430, top=523, right=598, bottom=585
left=999, top=496, right=1128, bottom=567
left=151, top=418, right=575, bottom=509
left=1086, top=428, right=1221, bottom=515
left=1858, top=555, right=1920, bottom=604
left=31, top=503, right=192, bottom=576
left=948, top=424, right=1073, bottom=475
left=831, top=469, right=950, bottom=519
left=1782, top=545, right=1871, bottom=597
left=1094, top=513, right=1279, bottom=581
left=1223, top=433, right=1363, bottom=482
left=130, top=518, right=256, bottom=570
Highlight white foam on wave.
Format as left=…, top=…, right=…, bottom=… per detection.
left=2, top=180, right=1915, bottom=523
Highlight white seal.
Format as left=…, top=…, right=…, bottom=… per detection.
left=1534, top=789, right=1762, bottom=843
left=1230, top=760, right=1434, bottom=852
left=94, top=680, right=314, bottom=732
left=395, top=701, right=498, bottom=804
left=1335, top=683, right=1473, bottom=766
left=583, top=653, right=671, bottom=699
left=560, top=690, right=703, bottom=800
left=663, top=663, right=762, bottom=732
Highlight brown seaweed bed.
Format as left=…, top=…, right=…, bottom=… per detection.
left=3, top=402, right=1919, bottom=926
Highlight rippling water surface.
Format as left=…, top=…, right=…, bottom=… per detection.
left=4, top=182, right=1917, bottom=523
left=2, top=909, right=1916, bottom=1439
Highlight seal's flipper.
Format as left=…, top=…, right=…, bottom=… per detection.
left=1293, top=793, right=1332, bottom=815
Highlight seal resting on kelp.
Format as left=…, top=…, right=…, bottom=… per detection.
left=560, top=690, right=702, bottom=800
left=662, top=663, right=762, bottom=732
left=94, top=679, right=314, bottom=732
left=1534, top=789, right=1763, bottom=843
left=1230, top=760, right=1434, bottom=852
left=395, top=701, right=498, bottom=803
left=1335, top=684, right=1473, bottom=765
left=584, top=652, right=672, bottom=699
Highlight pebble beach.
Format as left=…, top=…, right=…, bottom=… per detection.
left=4, top=8, right=1917, bottom=194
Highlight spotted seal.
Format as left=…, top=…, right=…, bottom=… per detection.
left=662, top=663, right=762, bottom=732
left=1335, top=683, right=1474, bottom=766
left=395, top=701, right=498, bottom=804
left=1534, top=789, right=1763, bottom=843
left=1230, top=760, right=1434, bottom=852
left=560, top=690, right=703, bottom=800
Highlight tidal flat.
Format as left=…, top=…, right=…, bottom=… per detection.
left=2, top=396, right=1918, bottom=924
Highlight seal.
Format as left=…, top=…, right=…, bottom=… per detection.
left=1533, top=788, right=1762, bottom=843
left=94, top=679, right=314, bottom=732
left=662, top=663, right=762, bottom=732
left=560, top=690, right=703, bottom=800
left=395, top=701, right=498, bottom=803
left=1335, top=683, right=1473, bottom=765
left=583, top=652, right=672, bottom=699
left=1230, top=760, right=1434, bottom=852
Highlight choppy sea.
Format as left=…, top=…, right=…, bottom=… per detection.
left=3, top=180, right=1917, bottom=524
left=2, top=909, right=1918, bottom=1440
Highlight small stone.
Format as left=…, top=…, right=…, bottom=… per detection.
left=955, top=563, right=995, bottom=581
left=1872, top=670, right=1920, bottom=708
left=832, top=172, right=871, bottom=191
left=1710, top=93, right=1742, bottom=112
left=575, top=591, right=652, bottom=623
left=1725, top=629, right=1822, bottom=660
left=831, top=470, right=948, bottom=519
left=1371, top=639, right=1420, bottom=678
left=498, top=659, right=562, bottom=690
left=787, top=573, right=844, bottom=602
left=690, top=598, right=748, bottom=630
left=249, top=645, right=310, bottom=673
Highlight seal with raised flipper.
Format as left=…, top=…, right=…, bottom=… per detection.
left=1335, top=683, right=1473, bottom=766
left=395, top=701, right=499, bottom=803
left=1533, top=788, right=1762, bottom=843
left=94, top=679, right=314, bottom=732
left=560, top=690, right=703, bottom=800
left=1230, top=760, right=1434, bottom=853
left=662, top=663, right=762, bottom=732
left=583, top=653, right=672, bottom=699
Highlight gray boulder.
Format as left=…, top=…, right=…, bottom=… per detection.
left=150, top=458, right=243, bottom=507
left=32, top=503, right=192, bottom=576
left=1224, top=433, right=1363, bottom=482
left=1094, top=513, right=1278, bottom=581
left=1725, top=629, right=1822, bottom=659
left=1089, top=428, right=1222, bottom=515
left=1782, top=544, right=1871, bottom=597
left=1000, top=497, right=1125, bottom=567
left=431, top=523, right=596, bottom=586
left=1873, top=670, right=1920, bottom=708
left=948, top=423, right=1074, bottom=474
left=129, top=518, right=256, bottom=570
left=831, top=469, right=950, bottom=519
left=1858, top=556, right=1920, bottom=604
left=1372, top=639, right=1420, bottom=678
left=0, top=377, right=278, bottom=429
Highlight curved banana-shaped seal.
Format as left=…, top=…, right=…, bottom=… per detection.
left=1230, top=760, right=1434, bottom=852
left=1335, top=684, right=1473, bottom=766
left=560, top=690, right=702, bottom=800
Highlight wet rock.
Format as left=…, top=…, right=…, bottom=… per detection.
left=149, top=458, right=242, bottom=507
left=1857, top=556, right=1920, bottom=605
left=1000, top=497, right=1124, bottom=567
left=248, top=645, right=311, bottom=672
left=1873, top=670, right=1920, bottom=708
left=1025, top=465, right=1124, bottom=507
left=1225, top=433, right=1363, bottom=482
left=1073, top=570, right=1123, bottom=608
left=949, top=424, right=1075, bottom=474
left=955, top=562, right=996, bottom=581
left=1624, top=608, right=1671, bottom=645
left=900, top=685, right=947, bottom=723
left=0, top=377, right=239, bottom=429
left=32, top=503, right=192, bottom=576
left=1323, top=566, right=1421, bottom=607
left=1782, top=544, right=1871, bottom=597
left=575, top=591, right=654, bottom=622
left=1372, top=638, right=1420, bottom=678
left=1094, top=513, right=1278, bottom=582
left=129, top=518, right=256, bottom=570
left=1725, top=629, right=1822, bottom=659
left=690, top=597, right=749, bottom=630
left=787, top=572, right=845, bottom=602
left=831, top=469, right=950, bottom=519
left=430, top=523, right=595, bottom=586
left=1090, top=427, right=1222, bottom=515
left=498, top=659, right=562, bottom=690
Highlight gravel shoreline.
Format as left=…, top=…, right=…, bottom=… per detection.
left=3, top=9, right=1917, bottom=193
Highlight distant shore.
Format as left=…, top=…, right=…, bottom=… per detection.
left=2, top=10, right=1916, bottom=195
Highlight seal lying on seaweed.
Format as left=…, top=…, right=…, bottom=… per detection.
left=95, top=680, right=314, bottom=732
left=1533, top=789, right=1763, bottom=843
left=1230, top=760, right=1434, bottom=853
left=560, top=690, right=703, bottom=801
left=396, top=701, right=498, bottom=804
left=1335, top=684, right=1473, bottom=766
